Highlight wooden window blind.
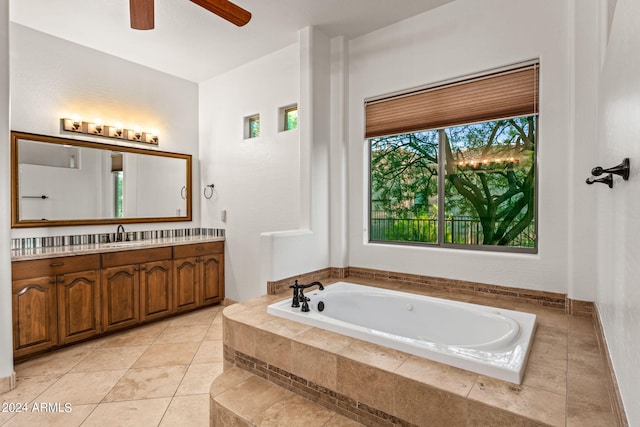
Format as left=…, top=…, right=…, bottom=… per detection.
left=365, top=63, right=539, bottom=139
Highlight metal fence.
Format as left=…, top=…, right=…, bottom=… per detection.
left=370, top=213, right=535, bottom=248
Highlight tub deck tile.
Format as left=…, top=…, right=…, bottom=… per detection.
left=291, top=340, right=339, bottom=390
left=467, top=376, right=566, bottom=427
left=292, top=327, right=357, bottom=353
left=336, top=357, right=396, bottom=416
left=339, top=340, right=410, bottom=372
left=394, top=355, right=478, bottom=398
left=255, top=317, right=313, bottom=338
left=393, top=375, right=468, bottom=426
left=520, top=360, right=567, bottom=396
left=218, top=277, right=617, bottom=426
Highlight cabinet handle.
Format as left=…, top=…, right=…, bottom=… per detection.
left=135, top=267, right=140, bottom=271
left=140, top=265, right=146, bottom=270
left=49, top=279, right=56, bottom=284
left=195, top=247, right=204, bottom=251
left=58, top=278, right=65, bottom=284
left=50, top=262, right=63, bottom=267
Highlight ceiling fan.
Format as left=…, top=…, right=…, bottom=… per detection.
left=129, top=0, right=252, bottom=30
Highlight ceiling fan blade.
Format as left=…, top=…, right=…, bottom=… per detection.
left=130, top=0, right=154, bottom=30
left=190, top=0, right=252, bottom=27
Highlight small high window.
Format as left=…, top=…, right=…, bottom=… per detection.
left=249, top=115, right=260, bottom=138
left=244, top=114, right=260, bottom=139
left=284, top=106, right=298, bottom=131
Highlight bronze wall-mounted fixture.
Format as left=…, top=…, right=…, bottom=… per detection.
left=586, top=158, right=630, bottom=189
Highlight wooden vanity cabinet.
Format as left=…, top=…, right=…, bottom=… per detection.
left=11, top=254, right=101, bottom=358
left=173, top=242, right=224, bottom=313
left=101, top=247, right=173, bottom=332
left=57, top=269, right=101, bottom=345
left=12, top=240, right=224, bottom=359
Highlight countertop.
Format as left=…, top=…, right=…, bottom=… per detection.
left=11, top=235, right=225, bottom=261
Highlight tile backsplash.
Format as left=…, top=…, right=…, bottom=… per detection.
left=11, top=227, right=225, bottom=250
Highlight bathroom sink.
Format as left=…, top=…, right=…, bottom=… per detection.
left=100, top=241, right=149, bottom=249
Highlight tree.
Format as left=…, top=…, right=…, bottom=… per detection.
left=370, top=116, right=536, bottom=247
left=370, top=131, right=438, bottom=218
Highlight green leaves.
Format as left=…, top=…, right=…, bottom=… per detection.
left=370, top=116, right=536, bottom=248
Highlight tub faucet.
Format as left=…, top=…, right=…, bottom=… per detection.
left=289, top=280, right=324, bottom=312
left=289, top=280, right=303, bottom=308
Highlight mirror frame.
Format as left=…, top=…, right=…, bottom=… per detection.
left=11, top=131, right=192, bottom=228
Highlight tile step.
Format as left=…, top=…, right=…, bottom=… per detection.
left=210, top=367, right=364, bottom=426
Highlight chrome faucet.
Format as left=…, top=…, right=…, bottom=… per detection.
left=289, top=280, right=324, bottom=312
left=116, top=224, right=125, bottom=242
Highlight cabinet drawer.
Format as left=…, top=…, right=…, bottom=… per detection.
left=173, top=242, right=223, bottom=259
left=102, top=247, right=172, bottom=268
left=12, top=254, right=100, bottom=280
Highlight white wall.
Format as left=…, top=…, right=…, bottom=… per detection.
left=10, top=23, right=200, bottom=238
left=0, top=0, right=14, bottom=385
left=596, top=0, right=640, bottom=423
left=329, top=36, right=349, bottom=269
left=568, top=0, right=601, bottom=301
left=20, top=159, right=102, bottom=220
left=199, top=44, right=301, bottom=301
left=348, top=0, right=579, bottom=295
left=134, top=155, right=187, bottom=218
left=260, top=27, right=331, bottom=289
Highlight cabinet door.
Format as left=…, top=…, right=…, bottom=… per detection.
left=140, top=260, right=173, bottom=322
left=173, top=257, right=199, bottom=313
left=101, top=265, right=140, bottom=332
left=57, top=270, right=101, bottom=345
left=12, top=277, right=58, bottom=358
left=200, top=254, right=224, bottom=306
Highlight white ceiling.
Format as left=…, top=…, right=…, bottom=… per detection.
left=10, top=0, right=453, bottom=82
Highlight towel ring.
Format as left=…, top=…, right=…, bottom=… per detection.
left=204, top=184, right=215, bottom=199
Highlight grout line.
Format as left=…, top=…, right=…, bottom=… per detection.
left=8, top=307, right=223, bottom=427
left=78, top=402, right=100, bottom=426
left=157, top=395, right=176, bottom=427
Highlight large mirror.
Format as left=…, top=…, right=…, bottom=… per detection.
left=11, top=131, right=192, bottom=228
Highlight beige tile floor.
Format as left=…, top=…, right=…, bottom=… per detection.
left=0, top=305, right=224, bottom=427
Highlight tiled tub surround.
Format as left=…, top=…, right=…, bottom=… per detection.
left=267, top=282, right=537, bottom=384
left=216, top=278, right=617, bottom=427
left=267, top=267, right=592, bottom=317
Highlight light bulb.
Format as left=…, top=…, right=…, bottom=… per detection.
left=71, top=114, right=82, bottom=130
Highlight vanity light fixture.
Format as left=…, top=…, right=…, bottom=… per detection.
left=71, top=114, right=82, bottom=131
left=61, top=116, right=159, bottom=145
left=111, top=122, right=124, bottom=138
left=132, top=126, right=142, bottom=141
left=88, top=118, right=104, bottom=135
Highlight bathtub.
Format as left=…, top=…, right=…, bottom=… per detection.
left=267, top=281, right=536, bottom=384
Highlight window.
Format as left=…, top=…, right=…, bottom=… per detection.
left=284, top=106, right=298, bottom=131
left=111, top=153, right=123, bottom=218
left=114, top=171, right=123, bottom=218
left=245, top=114, right=260, bottom=139
left=249, top=116, right=260, bottom=138
left=368, top=63, right=538, bottom=252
